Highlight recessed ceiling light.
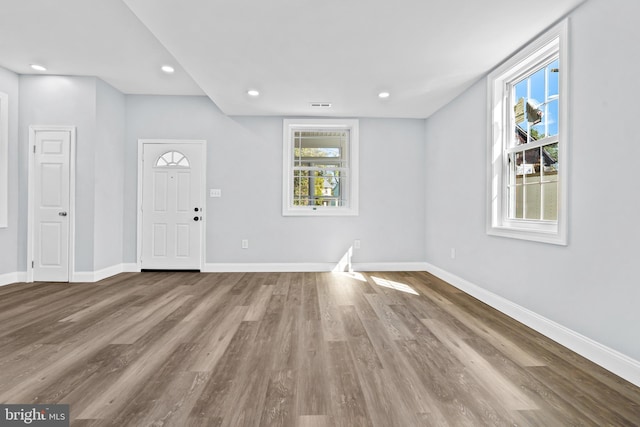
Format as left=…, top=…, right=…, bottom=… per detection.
left=247, top=89, right=260, bottom=97
left=378, top=91, right=390, bottom=99
left=161, top=65, right=175, bottom=74
left=30, top=64, right=47, bottom=71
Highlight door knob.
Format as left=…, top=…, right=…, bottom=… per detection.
left=59, top=212, right=67, bottom=217
left=194, top=207, right=199, bottom=212
left=193, top=216, right=200, bottom=221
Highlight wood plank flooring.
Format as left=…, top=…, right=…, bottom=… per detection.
left=1, top=271, right=639, bottom=426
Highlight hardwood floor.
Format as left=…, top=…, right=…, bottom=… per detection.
left=1, top=271, right=639, bottom=426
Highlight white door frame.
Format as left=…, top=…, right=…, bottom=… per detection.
left=136, top=139, right=206, bottom=271
left=27, top=125, right=77, bottom=283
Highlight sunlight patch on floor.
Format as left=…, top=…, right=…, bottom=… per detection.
left=371, top=276, right=419, bottom=295
left=336, top=271, right=367, bottom=282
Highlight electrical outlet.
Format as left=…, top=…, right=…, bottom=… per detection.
left=241, top=239, right=249, bottom=249
left=354, top=239, right=361, bottom=249
left=210, top=188, right=222, bottom=198
left=450, top=248, right=456, bottom=259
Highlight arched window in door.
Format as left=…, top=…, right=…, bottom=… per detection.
left=155, top=151, right=190, bottom=168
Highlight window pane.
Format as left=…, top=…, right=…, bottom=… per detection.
left=545, top=99, right=559, bottom=138
left=523, top=148, right=540, bottom=184
left=514, top=184, right=524, bottom=219
left=294, top=146, right=341, bottom=159
left=542, top=142, right=559, bottom=172
left=514, top=80, right=528, bottom=131
left=513, top=68, right=545, bottom=146
left=542, top=181, right=558, bottom=220
left=512, top=57, right=561, bottom=145
left=514, top=81, right=528, bottom=106
left=511, top=152, right=521, bottom=177
left=292, top=169, right=346, bottom=207
left=514, top=149, right=537, bottom=177
left=510, top=148, right=544, bottom=220
left=530, top=122, right=546, bottom=140
left=547, top=59, right=559, bottom=98
left=529, top=68, right=545, bottom=111
left=300, top=160, right=346, bottom=169
left=523, top=147, right=541, bottom=220
left=293, top=170, right=310, bottom=206
left=524, top=182, right=542, bottom=220
left=508, top=144, right=559, bottom=221
left=508, top=151, right=522, bottom=219
left=293, top=130, right=347, bottom=168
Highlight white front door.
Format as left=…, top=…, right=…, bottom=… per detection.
left=32, top=129, right=72, bottom=282
left=141, top=142, right=204, bottom=270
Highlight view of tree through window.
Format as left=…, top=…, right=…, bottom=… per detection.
left=292, top=131, right=348, bottom=207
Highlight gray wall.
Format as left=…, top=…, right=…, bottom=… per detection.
left=17, top=75, right=127, bottom=273
left=424, top=0, right=640, bottom=361
left=18, top=75, right=97, bottom=272
left=125, top=95, right=426, bottom=265
left=0, top=67, right=20, bottom=275
left=94, top=79, right=126, bottom=271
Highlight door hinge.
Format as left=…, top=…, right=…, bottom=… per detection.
left=33, top=145, right=36, bottom=154
left=32, top=260, right=34, bottom=268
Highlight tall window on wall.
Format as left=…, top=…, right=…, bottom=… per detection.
left=283, top=119, right=359, bottom=216
left=487, top=20, right=568, bottom=245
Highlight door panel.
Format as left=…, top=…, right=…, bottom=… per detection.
left=152, top=224, right=168, bottom=256
left=153, top=171, right=168, bottom=211
left=40, top=223, right=62, bottom=265
left=40, top=163, right=63, bottom=205
left=141, top=143, right=203, bottom=269
left=176, top=224, right=190, bottom=257
left=176, top=172, right=191, bottom=212
left=33, top=130, right=71, bottom=282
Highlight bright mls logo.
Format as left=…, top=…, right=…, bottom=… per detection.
left=0, top=405, right=68, bottom=426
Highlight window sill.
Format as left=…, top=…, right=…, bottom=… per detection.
left=282, top=207, right=359, bottom=217
left=487, top=224, right=567, bottom=246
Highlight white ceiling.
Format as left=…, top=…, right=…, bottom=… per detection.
left=0, top=0, right=585, bottom=118
left=0, top=0, right=204, bottom=96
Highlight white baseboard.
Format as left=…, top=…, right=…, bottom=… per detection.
left=202, top=262, right=430, bottom=273
left=2, top=265, right=132, bottom=285
left=424, top=262, right=640, bottom=388
left=203, top=263, right=335, bottom=273
left=353, top=262, right=429, bottom=272
left=0, top=271, right=27, bottom=287
left=123, top=263, right=140, bottom=273
left=72, top=263, right=131, bottom=283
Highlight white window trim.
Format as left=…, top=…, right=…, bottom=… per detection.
left=282, top=118, right=359, bottom=216
left=486, top=19, right=569, bottom=245
left=0, top=92, right=8, bottom=228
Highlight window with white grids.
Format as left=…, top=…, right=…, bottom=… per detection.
left=487, top=20, right=568, bottom=245
left=283, top=119, right=359, bottom=216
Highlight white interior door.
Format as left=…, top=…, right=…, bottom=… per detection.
left=141, top=142, right=203, bottom=270
left=33, top=129, right=71, bottom=282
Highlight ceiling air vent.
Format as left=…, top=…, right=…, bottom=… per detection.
left=310, top=102, right=332, bottom=108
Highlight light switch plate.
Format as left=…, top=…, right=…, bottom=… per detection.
left=210, top=188, right=222, bottom=198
